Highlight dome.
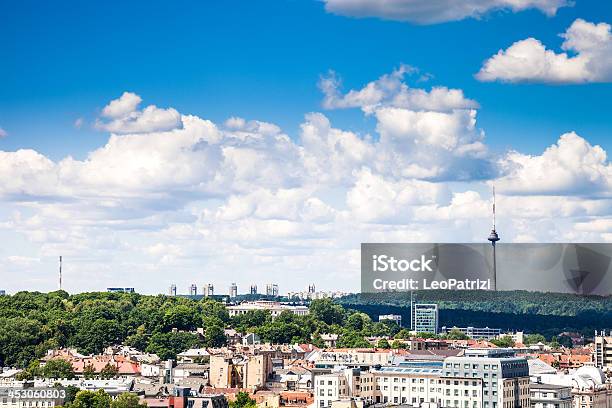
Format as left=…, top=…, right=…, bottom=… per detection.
left=575, top=366, right=606, bottom=386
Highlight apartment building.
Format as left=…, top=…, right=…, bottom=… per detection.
left=373, top=365, right=448, bottom=406
left=535, top=366, right=611, bottom=408
left=443, top=349, right=530, bottom=408
left=209, top=352, right=273, bottom=389
left=529, top=383, right=572, bottom=408
left=315, top=368, right=375, bottom=408
left=315, top=372, right=348, bottom=408
left=226, top=301, right=309, bottom=318
left=311, top=349, right=394, bottom=369
left=594, top=335, right=612, bottom=370
left=441, top=326, right=503, bottom=340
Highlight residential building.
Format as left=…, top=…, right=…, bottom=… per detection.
left=379, top=315, right=402, bottom=327
left=227, top=301, right=309, bottom=318
left=208, top=353, right=273, bottom=390
left=266, top=284, right=279, bottom=297
left=320, top=334, right=339, bottom=348
left=534, top=366, right=611, bottom=408
left=202, top=284, right=214, bottom=297
left=594, top=334, right=612, bottom=370
left=250, top=284, right=257, bottom=295
left=107, top=287, right=135, bottom=293
left=169, top=284, right=177, bottom=296
left=443, top=348, right=531, bottom=408
left=441, top=326, right=502, bottom=340
left=413, top=304, right=439, bottom=334
left=189, top=284, right=197, bottom=296
left=310, top=349, right=394, bottom=369
left=529, top=382, right=572, bottom=408
left=229, top=283, right=238, bottom=298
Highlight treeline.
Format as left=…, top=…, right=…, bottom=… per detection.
left=0, top=291, right=399, bottom=368
left=338, top=290, right=612, bottom=339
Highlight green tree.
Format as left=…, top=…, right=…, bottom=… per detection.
left=163, top=304, right=199, bottom=331
left=524, top=334, right=546, bottom=345
left=491, top=337, right=515, bottom=347
left=202, top=318, right=227, bottom=347
left=42, top=359, right=75, bottom=379
left=99, top=363, right=119, bottom=379
left=346, top=313, right=370, bottom=331
left=377, top=338, right=390, bottom=349
left=394, top=329, right=412, bottom=339
left=309, top=299, right=346, bottom=326
left=110, top=393, right=147, bottom=408
left=444, top=328, right=469, bottom=340
left=230, top=392, right=256, bottom=408
left=63, top=385, right=80, bottom=405
left=83, top=363, right=96, bottom=379
left=310, top=332, right=325, bottom=348
left=391, top=340, right=404, bottom=349
left=71, top=389, right=111, bottom=408
left=145, top=332, right=203, bottom=360
left=337, top=331, right=371, bottom=348
left=416, top=332, right=439, bottom=339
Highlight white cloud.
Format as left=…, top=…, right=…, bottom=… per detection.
left=496, top=132, right=612, bottom=196
left=477, top=19, right=612, bottom=83
left=96, top=91, right=183, bottom=133
left=320, top=66, right=478, bottom=114
left=1, top=83, right=611, bottom=293
left=320, top=68, right=492, bottom=181
left=346, top=168, right=450, bottom=222
left=300, top=112, right=376, bottom=184
left=0, top=127, right=7, bottom=138
left=323, top=0, right=571, bottom=25
left=102, top=92, right=142, bottom=118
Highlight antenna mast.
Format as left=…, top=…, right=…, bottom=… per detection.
left=59, top=256, right=63, bottom=291
left=487, top=186, right=500, bottom=291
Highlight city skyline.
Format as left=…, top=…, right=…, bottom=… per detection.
left=1, top=1, right=612, bottom=293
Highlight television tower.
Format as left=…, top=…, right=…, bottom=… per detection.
left=487, top=187, right=500, bottom=290
left=58, top=256, right=63, bottom=291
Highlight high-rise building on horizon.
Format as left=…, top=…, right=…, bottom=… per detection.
left=412, top=303, right=438, bottom=334
left=107, top=287, right=135, bottom=293
left=229, top=282, right=238, bottom=298
left=308, top=284, right=315, bottom=293
left=169, top=284, right=177, bottom=296
left=250, top=284, right=257, bottom=295
left=265, top=283, right=279, bottom=297
left=189, top=283, right=197, bottom=296
left=203, top=283, right=214, bottom=297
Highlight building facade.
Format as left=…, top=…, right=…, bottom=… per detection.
left=413, top=304, right=439, bottom=334
left=594, top=335, right=612, bottom=370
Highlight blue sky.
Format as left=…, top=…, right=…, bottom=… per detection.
left=2, top=0, right=611, bottom=159
left=1, top=0, right=612, bottom=294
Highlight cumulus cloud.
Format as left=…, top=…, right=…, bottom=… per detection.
left=320, top=66, right=478, bottom=113
left=96, top=91, right=183, bottom=133
left=496, top=132, right=612, bottom=196
left=323, top=0, right=571, bottom=25
left=477, top=19, right=612, bottom=83
left=321, top=68, right=492, bottom=181
left=1, top=83, right=611, bottom=293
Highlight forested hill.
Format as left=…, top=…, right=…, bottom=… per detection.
left=337, top=290, right=612, bottom=315
left=336, top=290, right=612, bottom=337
